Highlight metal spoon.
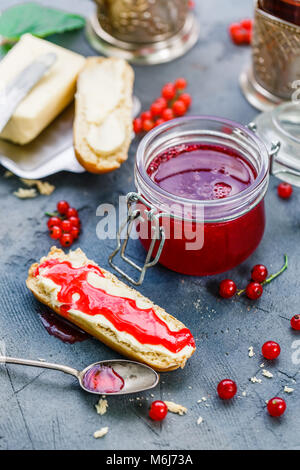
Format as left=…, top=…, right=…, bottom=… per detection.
left=0, top=356, right=159, bottom=395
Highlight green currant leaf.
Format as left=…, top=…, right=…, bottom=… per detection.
left=0, top=2, right=85, bottom=42
left=0, top=43, right=13, bottom=58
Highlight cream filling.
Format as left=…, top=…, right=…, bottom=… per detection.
left=68, top=309, right=194, bottom=360
left=36, top=273, right=194, bottom=361
left=79, top=60, right=125, bottom=124
left=87, top=271, right=152, bottom=310
left=86, top=113, right=125, bottom=155
left=78, top=59, right=127, bottom=155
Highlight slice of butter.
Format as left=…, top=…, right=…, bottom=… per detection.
left=0, top=34, right=85, bottom=145
left=86, top=112, right=126, bottom=155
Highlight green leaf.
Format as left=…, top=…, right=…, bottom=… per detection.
left=0, top=43, right=13, bottom=58
left=0, top=2, right=86, bottom=41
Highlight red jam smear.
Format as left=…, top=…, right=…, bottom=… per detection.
left=35, top=260, right=195, bottom=353
left=82, top=364, right=124, bottom=393
left=38, top=309, right=90, bottom=344
left=147, top=143, right=256, bottom=200
left=141, top=143, right=265, bottom=276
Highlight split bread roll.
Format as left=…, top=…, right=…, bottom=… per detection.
left=73, top=57, right=134, bottom=173
left=26, top=247, right=196, bottom=372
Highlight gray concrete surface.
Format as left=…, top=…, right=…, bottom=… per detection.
left=0, top=0, right=299, bottom=450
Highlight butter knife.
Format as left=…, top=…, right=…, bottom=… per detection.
left=0, top=52, right=57, bottom=132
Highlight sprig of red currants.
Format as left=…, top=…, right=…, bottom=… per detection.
left=217, top=254, right=300, bottom=418
left=229, top=19, right=253, bottom=45
left=219, top=255, right=288, bottom=300
left=133, top=78, right=192, bottom=134
left=46, top=200, right=81, bottom=248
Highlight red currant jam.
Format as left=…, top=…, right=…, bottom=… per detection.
left=147, top=144, right=256, bottom=200
left=35, top=260, right=195, bottom=353
left=82, top=364, right=124, bottom=394
left=141, top=143, right=265, bottom=276
left=38, top=309, right=90, bottom=344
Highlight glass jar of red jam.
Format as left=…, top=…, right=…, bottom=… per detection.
left=133, top=116, right=270, bottom=276
left=259, top=0, right=300, bottom=25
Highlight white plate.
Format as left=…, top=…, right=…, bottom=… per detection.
left=0, top=96, right=141, bottom=179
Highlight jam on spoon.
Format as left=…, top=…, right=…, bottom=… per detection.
left=82, top=364, right=125, bottom=394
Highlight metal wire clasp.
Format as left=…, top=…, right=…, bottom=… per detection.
left=108, top=192, right=166, bottom=286
left=248, top=121, right=300, bottom=182
left=248, top=122, right=281, bottom=176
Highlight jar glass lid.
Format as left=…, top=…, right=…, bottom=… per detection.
left=253, top=102, right=300, bottom=186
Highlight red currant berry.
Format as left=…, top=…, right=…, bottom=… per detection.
left=141, top=110, right=152, bottom=122
left=278, top=182, right=293, bottom=199
left=155, top=118, right=165, bottom=127
left=47, top=216, right=61, bottom=229
left=60, top=233, right=73, bottom=248
left=245, top=282, right=263, bottom=300
left=291, top=314, right=300, bottom=331
left=68, top=216, right=80, bottom=228
left=162, top=108, right=174, bottom=121
left=172, top=100, right=187, bottom=117
left=150, top=101, right=164, bottom=118
left=61, top=220, right=72, bottom=233
left=244, top=30, right=252, bottom=44
left=149, top=400, right=168, bottom=421
left=142, top=119, right=155, bottom=132
left=232, top=29, right=247, bottom=45
left=71, top=227, right=80, bottom=240
left=251, top=264, right=268, bottom=283
left=57, top=200, right=69, bottom=215
left=262, top=341, right=281, bottom=360
left=175, top=78, right=187, bottom=90
left=240, top=19, right=253, bottom=31
left=219, top=279, right=237, bottom=299
left=229, top=23, right=241, bottom=38
left=49, top=225, right=62, bottom=240
left=267, top=397, right=286, bottom=417
left=161, top=83, right=176, bottom=101
left=217, top=379, right=237, bottom=400
left=179, top=93, right=192, bottom=108
left=66, top=207, right=78, bottom=218
left=133, top=117, right=142, bottom=134
left=155, top=97, right=168, bottom=109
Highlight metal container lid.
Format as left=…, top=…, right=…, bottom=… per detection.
left=252, top=101, right=300, bottom=186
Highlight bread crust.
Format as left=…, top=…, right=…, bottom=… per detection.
left=26, top=247, right=195, bottom=372
left=73, top=57, right=134, bottom=174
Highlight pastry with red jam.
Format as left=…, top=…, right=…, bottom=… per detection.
left=26, top=247, right=196, bottom=371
